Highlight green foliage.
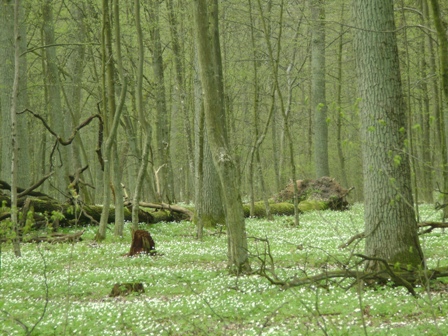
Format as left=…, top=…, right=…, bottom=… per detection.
left=393, top=154, right=402, bottom=166
left=50, top=210, right=65, bottom=222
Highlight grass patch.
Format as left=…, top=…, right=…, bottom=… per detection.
left=1, top=203, right=447, bottom=335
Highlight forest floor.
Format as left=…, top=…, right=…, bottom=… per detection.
left=1, top=204, right=447, bottom=335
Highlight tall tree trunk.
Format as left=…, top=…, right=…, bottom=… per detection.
left=42, top=0, right=72, bottom=199
left=147, top=0, right=174, bottom=203
left=335, top=4, right=348, bottom=188
left=414, top=0, right=433, bottom=203
left=193, top=0, right=250, bottom=273
left=166, top=0, right=194, bottom=202
left=193, top=52, right=225, bottom=235
left=257, top=0, right=300, bottom=226
left=1, top=0, right=29, bottom=187
left=66, top=3, right=93, bottom=205
left=131, top=0, right=152, bottom=231
left=310, top=0, right=329, bottom=178
left=428, top=0, right=448, bottom=219
left=96, top=0, right=125, bottom=241
left=248, top=0, right=272, bottom=219
left=10, top=0, right=22, bottom=257
left=353, top=0, right=424, bottom=270
left=111, top=0, right=125, bottom=236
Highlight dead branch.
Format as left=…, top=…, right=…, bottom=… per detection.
left=68, top=165, right=90, bottom=197
left=1, top=230, right=85, bottom=243
left=18, top=172, right=54, bottom=198
left=0, top=175, right=53, bottom=198
left=26, top=230, right=85, bottom=243
left=96, top=102, right=104, bottom=170
left=254, top=237, right=447, bottom=295
left=21, top=109, right=102, bottom=146
left=21, top=109, right=104, bottom=171
left=418, top=221, right=448, bottom=234
left=338, top=232, right=365, bottom=249
left=354, top=254, right=416, bottom=297
left=340, top=221, right=448, bottom=249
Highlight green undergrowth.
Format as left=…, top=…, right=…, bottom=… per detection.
left=1, top=204, right=447, bottom=335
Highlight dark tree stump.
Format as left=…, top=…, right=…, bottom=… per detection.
left=128, top=229, right=156, bottom=256
left=109, top=283, right=145, bottom=297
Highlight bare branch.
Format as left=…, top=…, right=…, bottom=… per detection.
left=18, top=172, right=54, bottom=198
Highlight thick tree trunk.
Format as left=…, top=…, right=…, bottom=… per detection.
left=353, top=0, right=424, bottom=270
left=193, top=52, right=225, bottom=235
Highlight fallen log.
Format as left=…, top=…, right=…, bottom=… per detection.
left=0, top=230, right=85, bottom=243
left=0, top=195, right=155, bottom=228
left=137, top=202, right=194, bottom=221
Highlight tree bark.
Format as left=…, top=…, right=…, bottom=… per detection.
left=310, top=0, right=329, bottom=178
left=10, top=0, right=21, bottom=257
left=353, top=0, right=424, bottom=270
left=193, top=48, right=225, bottom=235
left=428, top=0, right=448, bottom=219
left=42, top=0, right=72, bottom=198
left=147, top=0, right=174, bottom=203
left=193, top=0, right=251, bottom=273
left=0, top=0, right=29, bottom=187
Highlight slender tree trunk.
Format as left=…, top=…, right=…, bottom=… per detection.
left=0, top=0, right=29, bottom=188
left=131, top=0, right=152, bottom=231
left=96, top=0, right=125, bottom=241
left=423, top=0, right=442, bottom=204
left=66, top=4, right=93, bottom=205
left=248, top=0, right=272, bottom=219
left=335, top=4, right=348, bottom=188
left=417, top=0, right=433, bottom=203
left=310, top=0, right=329, bottom=178
left=42, top=0, right=72, bottom=198
left=111, top=0, right=125, bottom=236
left=428, top=0, right=448, bottom=219
left=353, top=0, right=424, bottom=270
left=193, top=0, right=250, bottom=273
left=10, top=0, right=21, bottom=257
left=193, top=84, right=205, bottom=239
left=166, top=0, right=194, bottom=202
left=257, top=0, right=300, bottom=226
left=147, top=0, right=174, bottom=203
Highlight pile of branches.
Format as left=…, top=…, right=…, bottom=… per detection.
left=273, top=177, right=352, bottom=210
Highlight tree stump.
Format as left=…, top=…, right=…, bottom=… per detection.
left=109, top=283, right=145, bottom=297
left=127, top=229, right=156, bottom=256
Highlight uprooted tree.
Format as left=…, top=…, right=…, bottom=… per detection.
left=273, top=176, right=352, bottom=211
